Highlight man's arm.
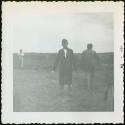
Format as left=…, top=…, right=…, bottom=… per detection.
left=80, top=51, right=85, bottom=69
left=94, top=51, right=100, bottom=64
left=52, top=51, right=60, bottom=71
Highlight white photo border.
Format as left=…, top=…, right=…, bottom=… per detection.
left=1, top=1, right=124, bottom=124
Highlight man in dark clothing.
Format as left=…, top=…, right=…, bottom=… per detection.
left=80, top=44, right=99, bottom=91
left=52, top=39, right=76, bottom=96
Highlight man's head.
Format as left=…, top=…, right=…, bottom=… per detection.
left=87, top=43, right=93, bottom=50
left=62, top=39, right=68, bottom=49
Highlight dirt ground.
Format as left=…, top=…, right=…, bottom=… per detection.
left=13, top=63, right=114, bottom=112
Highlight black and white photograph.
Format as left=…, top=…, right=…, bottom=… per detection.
left=2, top=1, right=124, bottom=124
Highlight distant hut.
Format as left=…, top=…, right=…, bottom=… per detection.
left=18, top=49, right=24, bottom=68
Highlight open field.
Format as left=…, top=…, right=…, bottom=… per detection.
left=13, top=53, right=114, bottom=112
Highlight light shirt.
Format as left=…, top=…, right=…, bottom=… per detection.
left=63, top=49, right=67, bottom=58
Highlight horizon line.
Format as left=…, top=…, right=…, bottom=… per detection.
left=13, top=52, right=114, bottom=54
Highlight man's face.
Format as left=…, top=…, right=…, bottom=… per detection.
left=62, top=41, right=68, bottom=49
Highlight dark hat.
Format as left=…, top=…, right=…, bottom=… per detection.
left=87, top=43, right=93, bottom=49
left=62, top=38, right=68, bottom=44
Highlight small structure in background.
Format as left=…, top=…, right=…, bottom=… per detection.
left=18, top=49, right=24, bottom=68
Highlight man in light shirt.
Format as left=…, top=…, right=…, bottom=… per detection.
left=53, top=39, right=76, bottom=96
left=18, top=49, right=24, bottom=68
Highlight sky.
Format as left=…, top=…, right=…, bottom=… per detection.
left=4, top=5, right=114, bottom=53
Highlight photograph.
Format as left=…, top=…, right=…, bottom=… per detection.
left=2, top=1, right=124, bottom=124
left=13, top=12, right=114, bottom=112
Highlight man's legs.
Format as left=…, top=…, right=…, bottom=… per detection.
left=67, top=84, right=72, bottom=95
left=90, top=70, right=95, bottom=90
left=88, top=71, right=95, bottom=95
left=86, top=72, right=94, bottom=91
left=84, top=72, right=90, bottom=90
left=84, top=71, right=87, bottom=82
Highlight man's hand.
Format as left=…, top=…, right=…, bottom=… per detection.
left=51, top=70, right=55, bottom=73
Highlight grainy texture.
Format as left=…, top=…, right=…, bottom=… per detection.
left=13, top=53, right=114, bottom=112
